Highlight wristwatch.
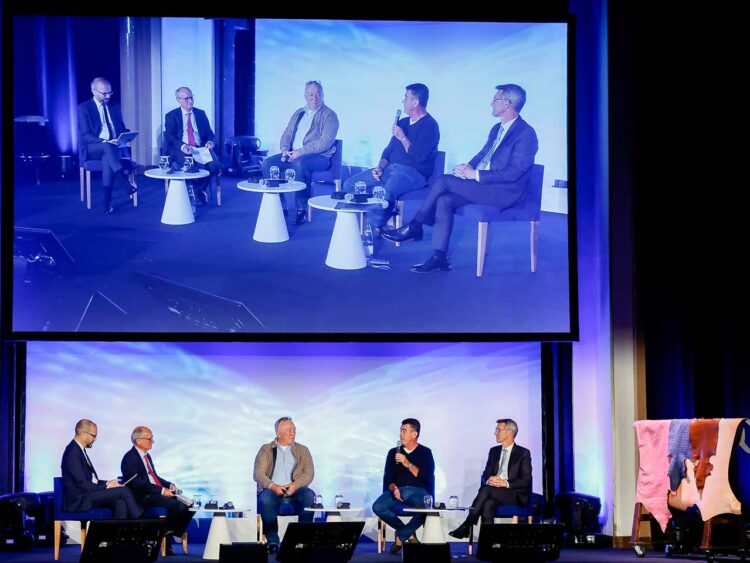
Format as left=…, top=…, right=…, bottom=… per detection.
left=406, top=462, right=413, bottom=469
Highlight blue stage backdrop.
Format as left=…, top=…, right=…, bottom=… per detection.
left=255, top=19, right=568, bottom=213
left=25, top=341, right=542, bottom=514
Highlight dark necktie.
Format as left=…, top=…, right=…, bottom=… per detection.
left=186, top=113, right=196, bottom=146
left=477, top=124, right=504, bottom=170
left=103, top=105, right=115, bottom=140
left=83, top=449, right=99, bottom=480
left=144, top=455, right=164, bottom=487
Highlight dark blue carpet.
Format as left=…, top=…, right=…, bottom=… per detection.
left=12, top=171, right=571, bottom=335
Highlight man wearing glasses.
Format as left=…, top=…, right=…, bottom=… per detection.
left=163, top=87, right=221, bottom=205
left=253, top=417, right=316, bottom=553
left=261, top=81, right=339, bottom=225
left=121, top=426, right=194, bottom=555
left=449, top=418, right=532, bottom=538
left=60, top=419, right=142, bottom=518
left=77, top=77, right=137, bottom=214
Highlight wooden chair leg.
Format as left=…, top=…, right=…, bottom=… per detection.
left=512, top=515, right=519, bottom=524
left=530, top=220, right=539, bottom=272
left=477, top=222, right=489, bottom=277
left=377, top=518, right=382, bottom=553
left=54, top=520, right=61, bottom=560
left=631, top=502, right=643, bottom=546
left=161, top=536, right=167, bottom=557
left=257, top=514, right=264, bottom=543
left=182, top=531, right=188, bottom=554
left=468, top=524, right=474, bottom=556
left=80, top=521, right=87, bottom=552
left=86, top=171, right=92, bottom=209
left=79, top=168, right=85, bottom=202
left=216, top=178, right=222, bottom=206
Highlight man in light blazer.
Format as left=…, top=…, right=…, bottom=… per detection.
left=163, top=87, right=221, bottom=204
left=261, top=80, right=339, bottom=224
left=382, top=84, right=539, bottom=273
left=448, top=418, right=532, bottom=538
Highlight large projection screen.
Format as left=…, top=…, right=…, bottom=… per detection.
left=24, top=341, right=542, bottom=535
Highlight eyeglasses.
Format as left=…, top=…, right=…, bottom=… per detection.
left=86, top=431, right=97, bottom=438
left=495, top=427, right=510, bottom=433
left=94, top=89, right=113, bottom=97
left=177, top=96, right=193, bottom=101
left=138, top=436, right=155, bottom=442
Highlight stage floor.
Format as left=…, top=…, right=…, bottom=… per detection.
left=0, top=542, right=745, bottom=562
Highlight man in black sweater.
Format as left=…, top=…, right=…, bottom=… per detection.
left=372, top=418, right=435, bottom=554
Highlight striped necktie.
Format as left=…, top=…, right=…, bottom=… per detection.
left=477, top=124, right=504, bottom=170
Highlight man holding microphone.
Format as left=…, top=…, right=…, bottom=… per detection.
left=372, top=418, right=435, bottom=554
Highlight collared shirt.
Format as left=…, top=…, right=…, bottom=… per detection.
left=496, top=443, right=515, bottom=483
left=476, top=115, right=518, bottom=181
left=181, top=107, right=201, bottom=147
left=270, top=444, right=296, bottom=485
left=294, top=107, right=319, bottom=149
left=76, top=439, right=98, bottom=484
left=94, top=98, right=112, bottom=141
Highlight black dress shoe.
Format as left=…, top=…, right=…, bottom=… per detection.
left=104, top=206, right=115, bottom=215
left=266, top=543, right=279, bottom=554
left=164, top=542, right=175, bottom=556
left=381, top=222, right=423, bottom=243
left=196, top=190, right=208, bottom=205
left=411, top=255, right=452, bottom=273
left=449, top=523, right=472, bottom=539
left=389, top=540, right=403, bottom=554
left=293, top=210, right=307, bottom=225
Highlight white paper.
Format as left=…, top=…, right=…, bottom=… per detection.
left=191, top=146, right=213, bottom=165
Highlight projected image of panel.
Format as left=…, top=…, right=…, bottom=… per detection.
left=8, top=15, right=572, bottom=337
left=24, top=341, right=543, bottom=526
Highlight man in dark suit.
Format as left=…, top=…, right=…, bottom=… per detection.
left=60, top=419, right=142, bottom=519
left=448, top=418, right=532, bottom=538
left=77, top=77, right=137, bottom=214
left=163, top=87, right=221, bottom=204
left=382, top=83, right=539, bottom=272
left=121, top=426, right=194, bottom=554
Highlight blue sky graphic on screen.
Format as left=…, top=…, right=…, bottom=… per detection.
left=25, top=341, right=542, bottom=526
left=10, top=16, right=570, bottom=336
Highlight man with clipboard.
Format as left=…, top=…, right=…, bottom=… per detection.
left=77, top=77, right=138, bottom=214
left=121, top=426, right=194, bottom=554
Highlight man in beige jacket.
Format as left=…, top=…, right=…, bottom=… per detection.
left=253, top=417, right=315, bottom=551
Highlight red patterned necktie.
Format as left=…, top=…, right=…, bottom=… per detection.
left=144, top=455, right=163, bottom=487
left=186, top=113, right=196, bottom=146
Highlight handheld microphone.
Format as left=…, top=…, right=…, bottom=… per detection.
left=394, top=109, right=402, bottom=124
left=396, top=440, right=404, bottom=456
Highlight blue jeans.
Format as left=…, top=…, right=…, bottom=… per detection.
left=257, top=486, right=315, bottom=544
left=372, top=486, right=428, bottom=542
left=343, top=163, right=427, bottom=227
left=262, top=153, right=331, bottom=211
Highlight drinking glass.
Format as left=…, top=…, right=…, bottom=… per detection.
left=423, top=495, right=433, bottom=510
left=270, top=166, right=280, bottom=180
left=334, top=494, right=344, bottom=509
left=448, top=495, right=459, bottom=509
left=314, top=494, right=323, bottom=507
left=192, top=495, right=202, bottom=509
left=373, top=186, right=385, bottom=202
left=285, top=168, right=296, bottom=182
left=182, top=156, right=194, bottom=172
left=354, top=181, right=367, bottom=195
left=159, top=156, right=170, bottom=171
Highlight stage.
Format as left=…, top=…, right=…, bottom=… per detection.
left=0, top=541, right=739, bottom=562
